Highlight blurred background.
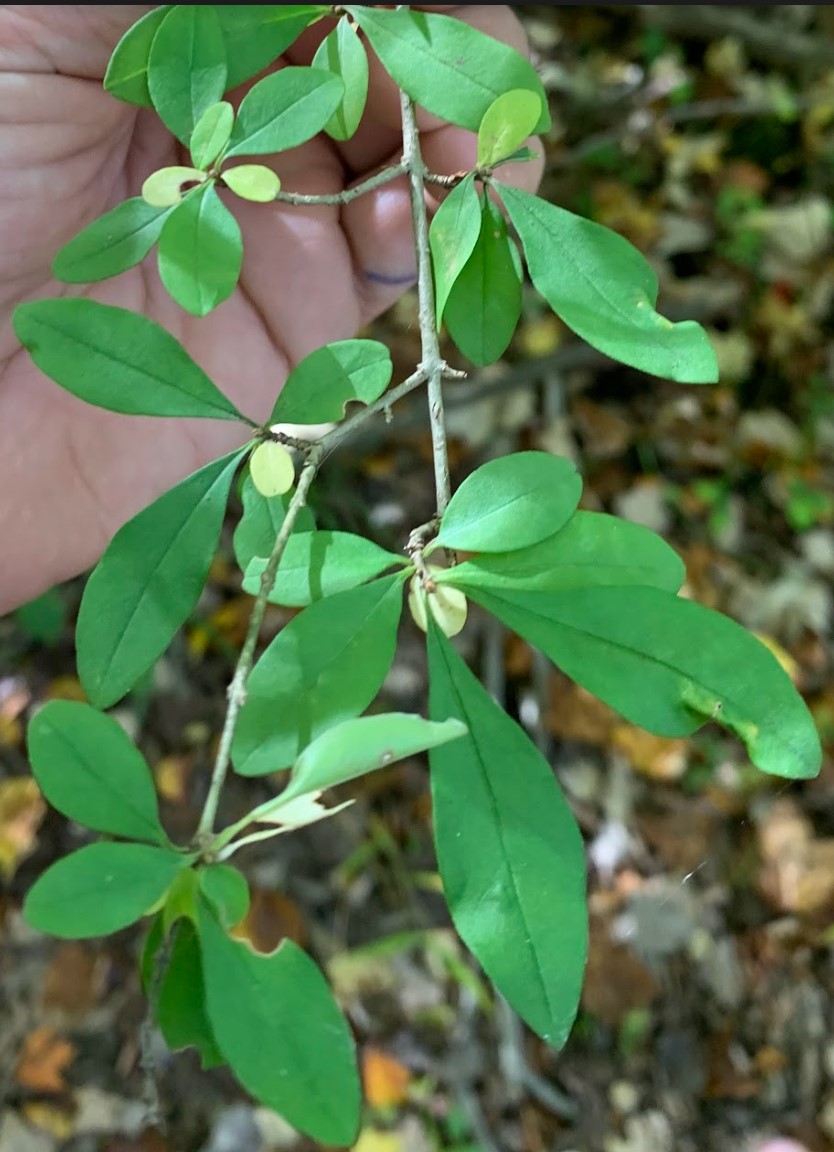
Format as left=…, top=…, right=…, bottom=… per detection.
left=1, top=5, right=834, bottom=1151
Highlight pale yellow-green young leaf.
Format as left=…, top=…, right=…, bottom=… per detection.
left=141, top=166, right=206, bottom=208
left=409, top=572, right=468, bottom=638
left=223, top=164, right=282, bottom=203
left=249, top=440, right=295, bottom=497
left=256, top=791, right=355, bottom=829
left=477, top=89, right=543, bottom=169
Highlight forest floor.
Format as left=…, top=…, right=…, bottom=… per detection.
left=1, top=5, right=834, bottom=1152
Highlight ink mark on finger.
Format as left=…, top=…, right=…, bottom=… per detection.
left=365, top=269, right=418, bottom=287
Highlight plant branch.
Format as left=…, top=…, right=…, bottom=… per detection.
left=271, top=163, right=407, bottom=207
left=400, top=90, right=452, bottom=516
left=196, top=445, right=323, bottom=841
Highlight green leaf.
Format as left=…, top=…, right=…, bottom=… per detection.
left=190, top=101, right=235, bottom=169
left=429, top=173, right=481, bottom=328
left=148, top=5, right=228, bottom=145
left=471, top=585, right=822, bottom=781
left=141, top=167, right=206, bottom=209
left=345, top=7, right=549, bottom=134
left=24, top=843, right=186, bottom=939
left=13, top=299, right=249, bottom=422
left=312, top=17, right=369, bottom=142
left=499, top=186, right=719, bottom=384
left=104, top=6, right=172, bottom=107
left=232, top=576, right=404, bottom=776
left=198, top=901, right=360, bottom=1145
left=77, top=449, right=245, bottom=709
left=222, top=164, right=281, bottom=202
left=428, top=623, right=587, bottom=1046
left=157, top=920, right=224, bottom=1068
left=158, top=183, right=242, bottom=316
left=444, top=194, right=522, bottom=366
left=280, top=712, right=466, bottom=804
left=249, top=440, right=295, bottom=497
left=436, top=452, right=581, bottom=553
left=214, top=5, right=329, bottom=91
left=52, top=198, right=172, bottom=284
left=199, top=865, right=250, bottom=928
left=269, top=339, right=392, bottom=424
left=437, top=511, right=686, bottom=594
left=27, top=701, right=166, bottom=845
left=477, top=89, right=543, bottom=169
left=226, top=67, right=344, bottom=158
left=14, top=590, right=66, bottom=645
left=233, top=474, right=315, bottom=573
left=141, top=915, right=165, bottom=993
left=243, top=531, right=403, bottom=606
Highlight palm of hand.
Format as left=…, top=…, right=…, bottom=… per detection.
left=0, top=5, right=538, bottom=612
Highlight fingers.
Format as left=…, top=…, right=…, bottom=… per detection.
left=0, top=7, right=154, bottom=76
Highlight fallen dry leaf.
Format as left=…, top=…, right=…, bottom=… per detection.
left=353, top=1130, right=403, bottom=1152
left=611, top=725, right=689, bottom=781
left=546, top=677, right=617, bottom=747
left=152, top=754, right=193, bottom=804
left=20, top=1101, right=74, bottom=1140
left=15, top=1027, right=76, bottom=1094
left=581, top=916, right=661, bottom=1027
left=0, top=778, right=45, bottom=879
left=362, top=1048, right=412, bottom=1109
left=232, top=887, right=306, bottom=953
left=42, top=943, right=106, bottom=1019
left=757, top=798, right=834, bottom=915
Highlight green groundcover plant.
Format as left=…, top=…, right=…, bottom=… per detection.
left=13, top=5, right=821, bottom=1146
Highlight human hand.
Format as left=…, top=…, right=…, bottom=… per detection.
left=0, top=5, right=543, bottom=614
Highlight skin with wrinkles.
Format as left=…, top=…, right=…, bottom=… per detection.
left=0, top=5, right=542, bottom=613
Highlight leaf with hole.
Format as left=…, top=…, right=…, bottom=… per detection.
left=190, top=101, right=235, bottom=169
left=148, top=6, right=228, bottom=144
left=471, top=584, right=822, bottom=781
left=280, top=712, right=467, bottom=803
left=24, top=843, right=187, bottom=939
left=13, top=299, right=250, bottom=422
left=444, top=194, right=522, bottom=366
left=428, top=622, right=587, bottom=1046
left=104, top=6, right=172, bottom=107
left=157, top=920, right=224, bottom=1068
left=142, top=167, right=206, bottom=208
left=52, top=199, right=173, bottom=284
left=312, top=16, right=369, bottom=141
left=233, top=474, right=315, bottom=573
left=499, top=186, right=719, bottom=384
left=436, top=452, right=581, bottom=553
left=198, top=902, right=360, bottom=1144
left=477, top=89, right=542, bottom=169
left=28, top=701, right=166, bottom=845
left=199, top=865, right=250, bottom=928
left=269, top=339, right=393, bottom=424
left=429, top=173, right=481, bottom=328
left=222, top=165, right=281, bottom=202
left=243, top=531, right=402, bottom=606
left=214, top=5, right=329, bottom=90
left=438, top=511, right=686, bottom=594
left=226, top=67, right=344, bottom=158
left=158, top=183, right=242, bottom=316
left=77, top=449, right=246, bottom=709
left=232, top=576, right=404, bottom=776
left=345, top=7, right=549, bottom=133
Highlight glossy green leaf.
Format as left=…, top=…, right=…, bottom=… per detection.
left=198, top=902, right=361, bottom=1145
left=14, top=590, right=66, bottom=645
left=77, top=450, right=245, bottom=709
left=199, top=865, right=250, bottom=928
left=444, top=194, right=522, bottom=366
left=472, top=585, right=822, bottom=781
left=281, top=713, right=466, bottom=804
left=437, top=511, right=686, bottom=594
left=226, top=67, right=344, bottom=158
left=52, top=199, right=172, bottom=284
left=345, top=6, right=549, bottom=133
left=13, top=299, right=249, bottom=422
left=222, top=164, right=281, bottom=202
left=243, top=531, right=402, bottom=606
left=28, top=701, right=166, bottom=845
left=157, top=920, right=224, bottom=1068
left=477, top=89, right=542, bottom=169
left=499, top=185, right=719, bottom=384
left=269, top=339, right=392, bottom=424
left=214, top=5, right=329, bottom=91
left=190, top=101, right=235, bottom=169
left=437, top=452, right=581, bottom=553
left=148, top=6, right=228, bottom=145
left=233, top=474, right=315, bottom=573
left=232, top=576, right=404, bottom=776
left=428, top=623, right=587, bottom=1046
left=157, top=184, right=242, bottom=317
left=312, top=17, right=369, bottom=142
left=104, top=6, right=172, bottom=107
left=429, top=173, right=481, bottom=328
left=24, top=843, right=186, bottom=939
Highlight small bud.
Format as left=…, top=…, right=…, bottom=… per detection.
left=249, top=440, right=295, bottom=498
